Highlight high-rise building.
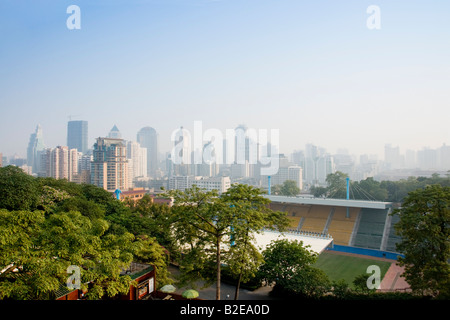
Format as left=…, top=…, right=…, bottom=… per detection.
left=137, top=127, right=158, bottom=177
left=67, top=120, right=88, bottom=154
left=91, top=137, right=129, bottom=192
left=126, top=141, right=148, bottom=180
left=39, top=146, right=79, bottom=180
left=27, top=124, right=46, bottom=174
left=384, top=144, right=404, bottom=170
left=417, top=147, right=438, bottom=170
left=231, top=125, right=258, bottom=179
left=168, top=126, right=190, bottom=176
left=108, top=125, right=122, bottom=139
left=438, top=144, right=450, bottom=170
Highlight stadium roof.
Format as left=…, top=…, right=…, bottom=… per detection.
left=253, top=230, right=333, bottom=254
left=265, top=195, right=392, bottom=209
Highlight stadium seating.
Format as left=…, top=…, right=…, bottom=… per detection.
left=300, top=205, right=332, bottom=233
left=268, top=201, right=398, bottom=253
left=270, top=203, right=311, bottom=231
left=352, top=208, right=388, bottom=250
left=326, top=207, right=360, bottom=245
left=384, top=213, right=402, bottom=252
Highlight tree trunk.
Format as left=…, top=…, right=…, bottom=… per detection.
left=216, top=236, right=221, bottom=300
left=234, top=226, right=249, bottom=300
left=234, top=272, right=242, bottom=300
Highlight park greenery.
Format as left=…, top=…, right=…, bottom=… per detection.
left=310, top=171, right=450, bottom=202
left=0, top=165, right=448, bottom=300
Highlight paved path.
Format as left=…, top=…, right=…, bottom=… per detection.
left=379, top=263, right=410, bottom=291
left=167, top=265, right=279, bottom=300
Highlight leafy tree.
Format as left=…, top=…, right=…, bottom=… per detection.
left=0, top=166, right=40, bottom=211
left=166, top=184, right=288, bottom=300
left=0, top=209, right=48, bottom=299
left=166, top=186, right=232, bottom=300
left=331, top=279, right=351, bottom=299
left=310, top=186, right=328, bottom=198
left=36, top=177, right=83, bottom=198
left=280, top=180, right=301, bottom=196
left=283, top=265, right=330, bottom=298
left=352, top=177, right=388, bottom=201
left=352, top=273, right=373, bottom=294
left=393, top=184, right=450, bottom=298
left=272, top=180, right=301, bottom=196
left=258, top=239, right=328, bottom=298
left=129, top=198, right=176, bottom=251
left=0, top=208, right=170, bottom=300
left=220, top=184, right=289, bottom=299
left=55, top=197, right=106, bottom=219
left=325, top=171, right=349, bottom=199
left=310, top=171, right=349, bottom=199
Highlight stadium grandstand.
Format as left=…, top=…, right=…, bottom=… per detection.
left=265, top=195, right=402, bottom=260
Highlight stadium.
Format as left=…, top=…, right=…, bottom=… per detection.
left=253, top=194, right=409, bottom=291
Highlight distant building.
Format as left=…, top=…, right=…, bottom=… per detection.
left=91, top=137, right=129, bottom=192
left=1, top=154, right=6, bottom=167
left=127, top=141, right=148, bottom=181
left=384, top=144, right=404, bottom=170
left=67, top=120, right=88, bottom=154
left=292, top=144, right=335, bottom=188
left=417, top=147, right=438, bottom=170
left=263, top=162, right=303, bottom=192
left=118, top=188, right=147, bottom=203
left=39, top=146, right=79, bottom=181
left=192, top=176, right=231, bottom=193
left=169, top=127, right=191, bottom=177
left=108, top=125, right=122, bottom=139
left=168, top=175, right=231, bottom=193
left=27, top=124, right=46, bottom=174
left=168, top=175, right=191, bottom=192
left=137, top=127, right=158, bottom=177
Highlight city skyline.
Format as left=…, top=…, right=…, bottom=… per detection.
left=1, top=1, right=449, bottom=160
left=15, top=120, right=450, bottom=166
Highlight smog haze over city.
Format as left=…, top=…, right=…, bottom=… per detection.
left=1, top=0, right=449, bottom=161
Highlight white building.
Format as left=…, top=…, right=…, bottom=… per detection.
left=127, top=141, right=148, bottom=180
left=168, top=175, right=231, bottom=193
left=168, top=176, right=191, bottom=192
left=39, top=146, right=79, bottom=181
left=192, top=176, right=231, bottom=193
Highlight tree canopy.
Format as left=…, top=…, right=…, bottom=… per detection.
left=0, top=166, right=170, bottom=300
left=393, top=184, right=450, bottom=298
left=164, top=184, right=288, bottom=300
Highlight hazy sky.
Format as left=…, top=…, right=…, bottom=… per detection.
left=1, top=0, right=449, bottom=159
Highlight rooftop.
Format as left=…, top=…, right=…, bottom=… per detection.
left=265, top=195, right=392, bottom=209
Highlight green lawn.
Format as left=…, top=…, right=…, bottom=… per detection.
left=314, top=252, right=392, bottom=288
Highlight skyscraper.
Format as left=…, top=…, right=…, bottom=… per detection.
left=108, top=125, right=122, bottom=139
left=91, top=137, right=129, bottom=192
left=126, top=141, right=148, bottom=180
left=67, top=120, right=88, bottom=154
left=137, top=127, right=158, bottom=177
left=27, top=124, right=46, bottom=174
left=39, top=146, right=79, bottom=181
left=169, top=126, right=191, bottom=176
